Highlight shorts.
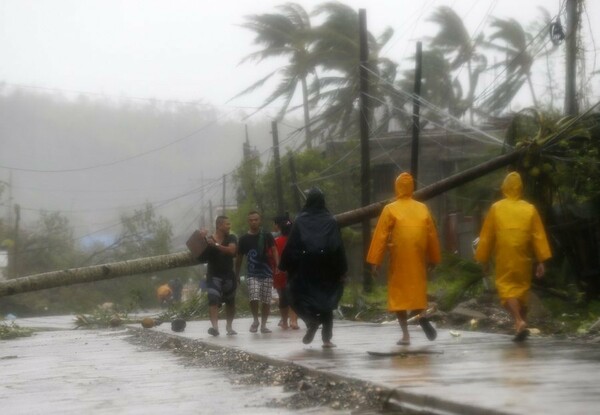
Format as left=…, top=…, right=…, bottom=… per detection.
left=247, top=276, right=273, bottom=304
left=206, top=277, right=236, bottom=306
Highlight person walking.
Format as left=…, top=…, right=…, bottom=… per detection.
left=279, top=188, right=347, bottom=348
left=273, top=215, right=299, bottom=330
left=475, top=171, right=552, bottom=342
left=197, top=216, right=238, bottom=336
left=236, top=211, right=278, bottom=334
left=367, top=172, right=441, bottom=346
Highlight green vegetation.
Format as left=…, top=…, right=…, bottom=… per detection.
left=0, top=322, right=34, bottom=340
left=429, top=254, right=486, bottom=311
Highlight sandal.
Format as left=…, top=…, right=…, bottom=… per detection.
left=418, top=317, right=437, bottom=341
left=249, top=321, right=259, bottom=333
left=302, top=323, right=318, bottom=344
left=396, top=339, right=410, bottom=346
left=208, top=327, right=219, bottom=337
left=513, top=328, right=530, bottom=343
left=260, top=326, right=272, bottom=334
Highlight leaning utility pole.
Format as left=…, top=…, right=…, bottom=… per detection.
left=358, top=8, right=372, bottom=292
left=565, top=0, right=579, bottom=116
left=410, top=41, right=423, bottom=188
left=0, top=147, right=533, bottom=298
left=288, top=152, right=302, bottom=215
left=271, top=121, right=285, bottom=215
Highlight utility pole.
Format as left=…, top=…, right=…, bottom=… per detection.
left=271, top=121, right=285, bottom=215
left=410, top=41, right=423, bottom=188
left=565, top=0, right=579, bottom=116
left=222, top=174, right=226, bottom=215
left=358, top=8, right=372, bottom=292
left=208, top=200, right=214, bottom=231
left=288, top=152, right=302, bottom=214
left=199, top=173, right=206, bottom=229
left=11, top=204, right=20, bottom=277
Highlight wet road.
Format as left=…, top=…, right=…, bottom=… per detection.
left=0, top=317, right=341, bottom=415
left=4, top=315, right=600, bottom=414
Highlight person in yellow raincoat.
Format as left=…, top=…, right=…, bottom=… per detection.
left=367, top=173, right=441, bottom=345
left=475, top=172, right=551, bottom=342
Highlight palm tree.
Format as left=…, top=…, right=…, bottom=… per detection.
left=309, top=2, right=397, bottom=140
left=395, top=49, right=464, bottom=130
left=235, top=3, right=316, bottom=148
left=427, top=6, right=487, bottom=124
left=480, top=15, right=553, bottom=114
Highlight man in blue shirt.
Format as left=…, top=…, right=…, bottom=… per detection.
left=236, top=211, right=278, bottom=333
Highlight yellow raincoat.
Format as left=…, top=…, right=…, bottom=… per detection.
left=475, top=172, right=551, bottom=305
left=367, top=173, right=441, bottom=311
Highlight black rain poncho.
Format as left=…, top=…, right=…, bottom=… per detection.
left=279, top=189, right=348, bottom=324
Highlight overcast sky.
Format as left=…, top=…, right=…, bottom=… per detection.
left=3, top=0, right=596, bottom=108
left=0, top=0, right=598, bottom=245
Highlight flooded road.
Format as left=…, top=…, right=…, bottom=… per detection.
left=0, top=323, right=344, bottom=414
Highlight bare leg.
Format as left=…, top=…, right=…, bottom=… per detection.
left=504, top=298, right=527, bottom=333
left=250, top=300, right=259, bottom=324
left=289, top=308, right=299, bottom=329
left=280, top=306, right=289, bottom=329
left=396, top=311, right=410, bottom=345
left=249, top=300, right=259, bottom=332
left=209, top=305, right=219, bottom=330
left=260, top=302, right=271, bottom=333
left=321, top=311, right=336, bottom=347
left=225, top=302, right=236, bottom=334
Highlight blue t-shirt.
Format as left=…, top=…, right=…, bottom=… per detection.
left=238, top=232, right=275, bottom=279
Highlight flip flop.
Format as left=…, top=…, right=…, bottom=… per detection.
left=208, top=327, right=219, bottom=337
left=396, top=339, right=410, bottom=346
left=249, top=322, right=259, bottom=333
left=419, top=317, right=437, bottom=341
left=260, top=327, right=272, bottom=334
left=322, top=342, right=337, bottom=348
left=226, top=329, right=237, bottom=336
left=513, top=328, right=530, bottom=342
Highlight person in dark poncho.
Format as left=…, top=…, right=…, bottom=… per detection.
left=279, top=188, right=348, bottom=348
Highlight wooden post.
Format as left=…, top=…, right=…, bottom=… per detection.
left=208, top=200, right=214, bottom=231
left=565, top=0, right=579, bottom=116
left=358, top=8, right=372, bottom=292
left=288, top=152, right=302, bottom=214
left=411, top=41, right=423, bottom=187
left=272, top=121, right=285, bottom=215
left=222, top=174, right=226, bottom=215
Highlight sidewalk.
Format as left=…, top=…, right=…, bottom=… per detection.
left=148, top=316, right=600, bottom=415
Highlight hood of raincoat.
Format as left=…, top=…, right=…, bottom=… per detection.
left=395, top=173, right=414, bottom=199
left=501, top=172, right=523, bottom=200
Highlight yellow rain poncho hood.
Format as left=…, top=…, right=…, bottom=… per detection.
left=367, top=173, right=441, bottom=311
left=475, top=172, right=551, bottom=304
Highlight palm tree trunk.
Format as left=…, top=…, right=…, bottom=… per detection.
left=301, top=76, right=312, bottom=149
left=526, top=73, right=539, bottom=107
left=0, top=251, right=196, bottom=297
left=0, top=149, right=524, bottom=298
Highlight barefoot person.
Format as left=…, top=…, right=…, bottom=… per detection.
left=367, top=173, right=441, bottom=346
left=280, top=188, right=347, bottom=348
left=273, top=215, right=299, bottom=330
left=197, top=216, right=238, bottom=336
left=475, top=172, right=551, bottom=342
left=236, top=211, right=278, bottom=334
